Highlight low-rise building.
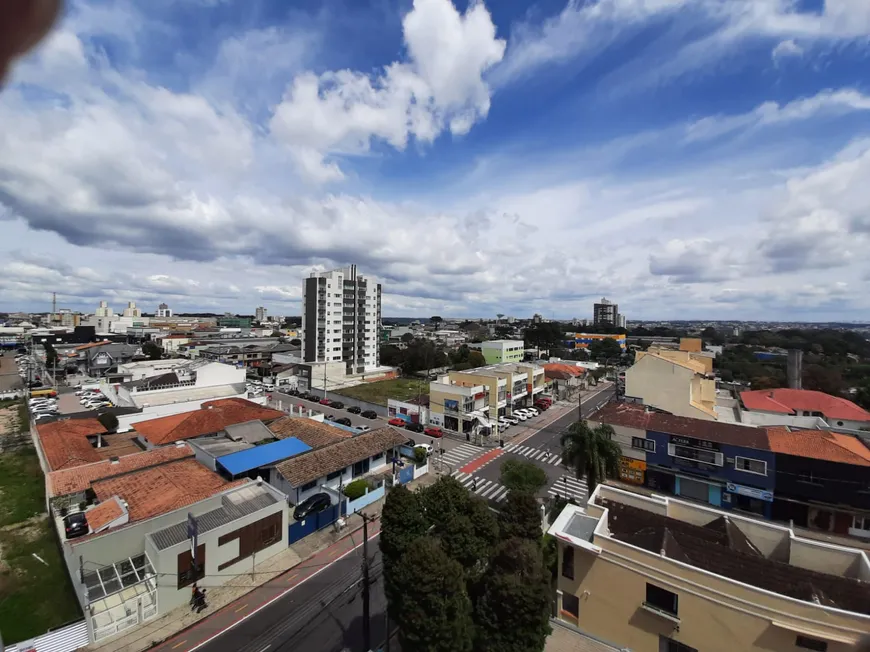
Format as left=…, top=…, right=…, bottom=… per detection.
left=565, top=333, right=626, bottom=351
left=625, top=352, right=717, bottom=420
left=131, top=398, right=286, bottom=449
left=387, top=397, right=429, bottom=425
left=273, top=427, right=407, bottom=506
left=33, top=418, right=143, bottom=473
left=56, top=455, right=287, bottom=644
left=739, top=388, right=870, bottom=431
left=74, top=341, right=142, bottom=377
left=468, top=339, right=525, bottom=364
left=550, top=485, right=870, bottom=652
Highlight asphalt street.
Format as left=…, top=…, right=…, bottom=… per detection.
left=197, top=546, right=386, bottom=652
left=270, top=391, right=464, bottom=452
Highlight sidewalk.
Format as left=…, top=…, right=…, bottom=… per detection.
left=85, top=474, right=436, bottom=652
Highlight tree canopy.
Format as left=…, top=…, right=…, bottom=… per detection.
left=141, top=341, right=162, bottom=360
left=499, top=459, right=548, bottom=495
left=498, top=491, right=543, bottom=542
left=392, top=538, right=475, bottom=652
left=474, top=540, right=552, bottom=652
left=588, top=337, right=622, bottom=361
left=561, top=421, right=621, bottom=493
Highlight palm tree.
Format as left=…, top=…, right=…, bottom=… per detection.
left=560, top=421, right=621, bottom=493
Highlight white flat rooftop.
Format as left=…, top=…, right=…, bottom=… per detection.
left=133, top=383, right=246, bottom=408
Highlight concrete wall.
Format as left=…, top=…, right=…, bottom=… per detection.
left=556, top=534, right=869, bottom=652
left=626, top=355, right=715, bottom=421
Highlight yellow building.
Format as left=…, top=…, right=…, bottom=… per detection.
left=551, top=485, right=870, bottom=652
left=428, top=363, right=548, bottom=439
left=626, top=352, right=717, bottom=419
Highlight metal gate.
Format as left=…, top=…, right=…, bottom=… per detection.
left=288, top=502, right=347, bottom=544
left=397, top=465, right=414, bottom=485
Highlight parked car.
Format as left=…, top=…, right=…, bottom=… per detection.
left=424, top=426, right=443, bottom=438
left=502, top=415, right=519, bottom=425
left=388, top=417, right=406, bottom=427
left=497, top=417, right=512, bottom=429
left=414, top=443, right=433, bottom=457
left=361, top=410, right=378, bottom=419
left=512, top=411, right=528, bottom=421
left=319, top=398, right=332, bottom=406
left=329, top=401, right=345, bottom=409
left=405, top=422, right=424, bottom=433
left=63, top=512, right=89, bottom=539
left=34, top=413, right=55, bottom=421
left=537, top=397, right=553, bottom=407
left=355, top=425, right=372, bottom=433
left=534, top=401, right=550, bottom=410
left=346, top=405, right=362, bottom=414
left=334, top=417, right=352, bottom=426
left=525, top=407, right=540, bottom=416
left=293, top=493, right=332, bottom=521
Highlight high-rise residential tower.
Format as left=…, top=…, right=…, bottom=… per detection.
left=302, top=265, right=381, bottom=374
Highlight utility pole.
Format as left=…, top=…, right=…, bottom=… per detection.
left=361, top=513, right=373, bottom=652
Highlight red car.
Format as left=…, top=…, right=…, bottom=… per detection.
left=534, top=401, right=550, bottom=410
left=388, top=417, right=406, bottom=427
left=319, top=398, right=332, bottom=406
left=424, top=426, right=443, bottom=438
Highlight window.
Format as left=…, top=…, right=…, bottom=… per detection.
left=659, top=637, right=697, bottom=652
left=734, top=456, right=767, bottom=475
left=795, top=636, right=828, bottom=652
left=631, top=437, right=655, bottom=452
left=326, top=469, right=344, bottom=481
left=301, top=480, right=317, bottom=492
left=353, top=459, right=370, bottom=477
left=177, top=544, right=205, bottom=590
left=561, top=545, right=574, bottom=579
left=668, top=443, right=723, bottom=466
left=645, top=583, right=678, bottom=617
left=372, top=452, right=384, bottom=463
left=561, top=592, right=579, bottom=620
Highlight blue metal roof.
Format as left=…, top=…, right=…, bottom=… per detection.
left=217, top=437, right=312, bottom=476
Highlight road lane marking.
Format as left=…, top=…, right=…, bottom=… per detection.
left=235, top=603, right=248, bottom=613
left=285, top=573, right=299, bottom=583
left=171, top=641, right=187, bottom=649
left=185, top=529, right=381, bottom=652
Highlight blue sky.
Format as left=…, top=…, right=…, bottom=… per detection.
left=1, top=0, right=870, bottom=321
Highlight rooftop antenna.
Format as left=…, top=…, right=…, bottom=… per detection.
left=52, top=291, right=57, bottom=315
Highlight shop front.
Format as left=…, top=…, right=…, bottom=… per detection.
left=723, top=482, right=773, bottom=518
left=618, top=457, right=646, bottom=485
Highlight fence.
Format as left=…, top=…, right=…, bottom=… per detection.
left=396, top=465, right=414, bottom=485
left=345, top=484, right=386, bottom=514
left=4, top=619, right=89, bottom=652
left=287, top=501, right=347, bottom=544
left=318, top=390, right=388, bottom=417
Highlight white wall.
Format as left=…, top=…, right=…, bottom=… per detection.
left=625, top=355, right=715, bottom=420
left=275, top=450, right=392, bottom=506
left=115, top=391, right=248, bottom=433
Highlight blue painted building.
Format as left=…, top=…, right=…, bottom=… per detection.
left=645, top=429, right=776, bottom=518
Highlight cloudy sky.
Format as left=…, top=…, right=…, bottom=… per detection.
left=2, top=0, right=869, bottom=321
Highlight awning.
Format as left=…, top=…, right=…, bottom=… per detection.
left=770, top=620, right=860, bottom=645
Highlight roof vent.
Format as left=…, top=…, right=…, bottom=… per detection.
left=109, top=456, right=120, bottom=464
left=175, top=440, right=186, bottom=447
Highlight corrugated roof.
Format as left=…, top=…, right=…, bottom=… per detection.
left=741, top=388, right=870, bottom=422
left=765, top=427, right=870, bottom=466
left=150, top=484, right=278, bottom=550
left=218, top=437, right=311, bottom=476
left=587, top=402, right=770, bottom=450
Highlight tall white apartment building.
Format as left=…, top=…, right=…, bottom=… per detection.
left=302, top=265, right=381, bottom=374
left=255, top=306, right=267, bottom=322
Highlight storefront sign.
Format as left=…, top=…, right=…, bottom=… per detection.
left=670, top=435, right=719, bottom=451
left=474, top=392, right=486, bottom=400
left=726, top=482, right=773, bottom=502
left=619, top=457, right=646, bottom=485
left=527, top=383, right=533, bottom=394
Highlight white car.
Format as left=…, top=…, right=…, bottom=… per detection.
left=512, top=411, right=528, bottom=421
left=524, top=407, right=540, bottom=417
left=502, top=415, right=519, bottom=426
left=355, top=425, right=372, bottom=433
left=34, top=413, right=55, bottom=421
left=414, top=443, right=433, bottom=457
left=497, top=417, right=512, bottom=429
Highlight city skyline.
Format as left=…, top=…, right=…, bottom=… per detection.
left=1, top=0, right=869, bottom=321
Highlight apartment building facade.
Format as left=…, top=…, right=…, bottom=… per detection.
left=469, top=339, right=525, bottom=364
left=551, top=486, right=870, bottom=652
left=625, top=351, right=717, bottom=420
left=302, top=265, right=381, bottom=375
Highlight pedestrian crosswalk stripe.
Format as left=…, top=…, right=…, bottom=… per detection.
left=490, top=486, right=509, bottom=502
left=481, top=483, right=500, bottom=498
left=503, top=444, right=563, bottom=465
left=551, top=456, right=562, bottom=466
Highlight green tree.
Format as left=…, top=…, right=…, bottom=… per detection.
left=855, top=382, right=870, bottom=411
left=96, top=412, right=119, bottom=433
left=560, top=421, right=621, bottom=494
left=381, top=486, right=429, bottom=614
left=467, top=350, right=486, bottom=368
left=401, top=332, right=415, bottom=344
left=498, top=491, right=542, bottom=542
left=342, top=478, right=368, bottom=500
left=500, top=459, right=548, bottom=495
left=142, top=341, right=162, bottom=360
left=393, top=538, right=474, bottom=652
left=802, top=364, right=844, bottom=396
left=588, top=337, right=622, bottom=361
left=474, top=539, right=552, bottom=652
left=430, top=316, right=443, bottom=326
left=380, top=344, right=404, bottom=367
left=43, top=342, right=58, bottom=368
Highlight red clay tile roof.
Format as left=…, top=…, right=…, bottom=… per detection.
left=35, top=418, right=107, bottom=471
left=276, top=426, right=407, bottom=488
left=133, top=398, right=286, bottom=446
left=740, top=389, right=870, bottom=422
left=544, top=363, right=586, bottom=381
left=47, top=444, right=194, bottom=497
left=587, top=402, right=770, bottom=450
left=268, top=416, right=352, bottom=449
left=85, top=497, right=126, bottom=532
left=91, top=458, right=246, bottom=522
left=765, top=427, right=870, bottom=466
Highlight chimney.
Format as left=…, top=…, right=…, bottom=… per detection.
left=787, top=349, right=803, bottom=390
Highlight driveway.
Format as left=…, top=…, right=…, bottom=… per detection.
left=57, top=392, right=90, bottom=415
